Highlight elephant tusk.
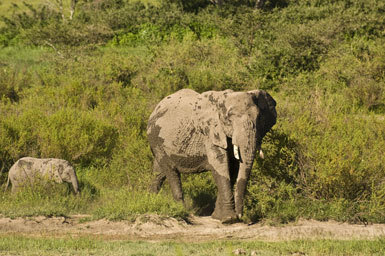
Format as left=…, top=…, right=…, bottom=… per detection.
left=259, top=149, right=264, bottom=159
left=233, top=145, right=240, bottom=160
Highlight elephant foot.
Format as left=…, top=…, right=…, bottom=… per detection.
left=149, top=172, right=166, bottom=194
left=221, top=215, right=241, bottom=224
left=211, top=208, right=239, bottom=224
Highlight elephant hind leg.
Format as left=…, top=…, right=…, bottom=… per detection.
left=166, top=169, right=183, bottom=202
left=150, top=173, right=166, bottom=194
left=11, top=184, right=20, bottom=193
left=149, top=160, right=183, bottom=203
left=149, top=160, right=166, bottom=194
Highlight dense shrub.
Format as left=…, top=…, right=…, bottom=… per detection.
left=0, top=108, right=118, bottom=166
left=132, top=38, right=253, bottom=97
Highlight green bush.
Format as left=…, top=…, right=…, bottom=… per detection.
left=108, top=22, right=218, bottom=47
left=317, top=37, right=385, bottom=112
left=132, top=37, right=253, bottom=98
left=0, top=109, right=44, bottom=164
left=0, top=107, right=118, bottom=167
left=243, top=128, right=300, bottom=223
left=38, top=109, right=118, bottom=166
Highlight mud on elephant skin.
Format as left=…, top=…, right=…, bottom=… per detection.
left=147, top=89, right=277, bottom=223
left=5, top=157, right=80, bottom=194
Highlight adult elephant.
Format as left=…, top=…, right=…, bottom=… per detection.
left=147, top=89, right=277, bottom=223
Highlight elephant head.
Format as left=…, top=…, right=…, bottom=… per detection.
left=203, top=90, right=276, bottom=159
left=54, top=163, right=79, bottom=194
left=202, top=89, right=277, bottom=217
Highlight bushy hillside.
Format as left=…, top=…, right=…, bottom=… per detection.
left=0, top=0, right=384, bottom=223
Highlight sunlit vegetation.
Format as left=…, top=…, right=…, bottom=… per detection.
left=0, top=0, right=384, bottom=224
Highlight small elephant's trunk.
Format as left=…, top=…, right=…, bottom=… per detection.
left=71, top=175, right=79, bottom=194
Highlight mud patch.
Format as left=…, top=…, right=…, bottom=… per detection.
left=1, top=214, right=385, bottom=241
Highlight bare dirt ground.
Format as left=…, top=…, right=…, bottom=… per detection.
left=1, top=215, right=385, bottom=242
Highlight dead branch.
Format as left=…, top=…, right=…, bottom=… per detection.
left=44, top=41, right=64, bottom=58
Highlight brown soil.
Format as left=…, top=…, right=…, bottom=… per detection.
left=1, top=215, right=385, bottom=241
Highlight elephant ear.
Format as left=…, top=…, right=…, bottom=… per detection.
left=248, top=90, right=267, bottom=110
left=54, top=165, right=64, bottom=183
left=200, top=112, right=227, bottom=149
left=209, top=118, right=227, bottom=149
left=248, top=89, right=277, bottom=113
left=200, top=91, right=229, bottom=149
left=248, top=89, right=277, bottom=137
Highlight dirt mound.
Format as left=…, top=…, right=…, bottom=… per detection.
left=1, top=214, right=385, bottom=241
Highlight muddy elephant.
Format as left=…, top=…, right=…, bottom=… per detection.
left=5, top=157, right=79, bottom=194
left=147, top=89, right=277, bottom=223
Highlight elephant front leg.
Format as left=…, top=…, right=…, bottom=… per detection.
left=211, top=171, right=239, bottom=223
left=207, top=146, right=238, bottom=223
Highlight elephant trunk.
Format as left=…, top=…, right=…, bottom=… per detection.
left=71, top=173, right=79, bottom=194
left=232, top=120, right=259, bottom=217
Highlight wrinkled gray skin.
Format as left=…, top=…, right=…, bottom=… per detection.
left=147, top=89, right=277, bottom=223
left=5, top=157, right=79, bottom=194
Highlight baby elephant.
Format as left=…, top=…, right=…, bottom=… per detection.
left=5, top=157, right=79, bottom=194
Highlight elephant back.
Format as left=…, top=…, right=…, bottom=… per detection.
left=147, top=89, right=200, bottom=131
left=147, top=89, right=203, bottom=155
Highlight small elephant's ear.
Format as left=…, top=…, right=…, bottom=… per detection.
left=209, top=120, right=227, bottom=149
left=58, top=165, right=64, bottom=175
left=56, top=165, right=64, bottom=183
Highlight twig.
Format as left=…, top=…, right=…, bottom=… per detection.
left=44, top=41, right=64, bottom=58
left=0, top=161, right=4, bottom=175
left=70, top=0, right=78, bottom=20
